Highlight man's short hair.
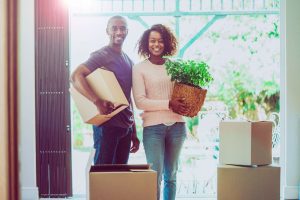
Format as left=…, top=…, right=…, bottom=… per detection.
left=107, top=15, right=127, bottom=29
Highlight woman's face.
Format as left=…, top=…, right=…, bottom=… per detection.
left=148, top=31, right=164, bottom=57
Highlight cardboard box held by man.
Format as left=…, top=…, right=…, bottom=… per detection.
left=70, top=68, right=129, bottom=126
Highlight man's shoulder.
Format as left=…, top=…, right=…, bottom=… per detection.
left=91, top=46, right=111, bottom=57
left=82, top=46, right=114, bottom=71
left=88, top=46, right=115, bottom=66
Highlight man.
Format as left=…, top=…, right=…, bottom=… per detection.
left=70, top=16, right=139, bottom=164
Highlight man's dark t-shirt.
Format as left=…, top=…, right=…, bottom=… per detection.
left=83, top=46, right=134, bottom=128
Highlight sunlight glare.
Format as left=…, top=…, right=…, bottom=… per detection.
left=67, top=0, right=95, bottom=13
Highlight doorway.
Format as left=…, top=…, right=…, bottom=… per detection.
left=69, top=1, right=280, bottom=198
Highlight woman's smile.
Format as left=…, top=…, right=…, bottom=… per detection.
left=148, top=31, right=164, bottom=56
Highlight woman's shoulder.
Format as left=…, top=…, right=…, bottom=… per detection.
left=133, top=59, right=149, bottom=70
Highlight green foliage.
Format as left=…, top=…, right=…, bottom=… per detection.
left=216, top=69, right=279, bottom=120
left=185, top=116, right=199, bottom=139
left=73, top=133, right=84, bottom=148
left=71, top=100, right=92, bottom=150
left=198, top=15, right=280, bottom=120
left=268, top=22, right=279, bottom=38
left=225, top=15, right=279, bottom=56
left=133, top=109, right=143, bottom=141
left=186, top=116, right=198, bottom=133
left=257, top=80, right=280, bottom=114
left=208, top=31, right=221, bottom=43
left=165, top=59, right=214, bottom=88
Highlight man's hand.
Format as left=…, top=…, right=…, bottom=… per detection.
left=130, top=135, right=140, bottom=153
left=93, top=99, right=115, bottom=115
left=130, top=124, right=140, bottom=153
left=169, top=97, right=189, bottom=115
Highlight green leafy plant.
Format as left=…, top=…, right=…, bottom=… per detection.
left=165, top=59, right=214, bottom=88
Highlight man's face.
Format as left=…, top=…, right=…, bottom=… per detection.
left=106, top=18, right=128, bottom=46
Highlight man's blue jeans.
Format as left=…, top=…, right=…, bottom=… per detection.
left=143, top=122, right=186, bottom=200
left=93, top=125, right=132, bottom=164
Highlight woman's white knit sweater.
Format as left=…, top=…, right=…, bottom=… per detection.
left=132, top=59, right=185, bottom=127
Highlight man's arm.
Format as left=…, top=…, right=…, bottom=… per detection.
left=129, top=101, right=140, bottom=153
left=70, top=64, right=114, bottom=114
left=70, top=64, right=98, bottom=102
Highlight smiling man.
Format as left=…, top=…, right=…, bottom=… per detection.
left=70, top=16, right=140, bottom=165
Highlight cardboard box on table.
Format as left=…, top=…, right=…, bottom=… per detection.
left=217, top=165, right=280, bottom=200
left=70, top=68, right=129, bottom=126
left=87, top=164, right=157, bottom=200
left=219, top=120, right=273, bottom=166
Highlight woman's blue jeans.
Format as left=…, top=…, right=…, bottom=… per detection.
left=143, top=122, right=186, bottom=200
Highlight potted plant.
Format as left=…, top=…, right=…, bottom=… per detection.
left=165, top=59, right=214, bottom=117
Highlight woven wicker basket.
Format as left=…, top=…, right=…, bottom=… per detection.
left=171, top=82, right=207, bottom=117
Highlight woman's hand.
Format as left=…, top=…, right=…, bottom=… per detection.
left=169, top=98, right=189, bottom=115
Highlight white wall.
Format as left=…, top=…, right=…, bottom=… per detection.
left=19, top=0, right=39, bottom=199
left=280, top=0, right=300, bottom=199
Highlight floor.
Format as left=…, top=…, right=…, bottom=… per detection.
left=40, top=198, right=216, bottom=200
left=40, top=198, right=287, bottom=200
left=40, top=194, right=216, bottom=199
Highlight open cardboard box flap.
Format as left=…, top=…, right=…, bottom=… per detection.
left=90, top=164, right=151, bottom=172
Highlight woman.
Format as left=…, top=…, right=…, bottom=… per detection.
left=132, top=24, right=188, bottom=200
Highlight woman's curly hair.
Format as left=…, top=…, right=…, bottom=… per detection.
left=137, top=24, right=178, bottom=58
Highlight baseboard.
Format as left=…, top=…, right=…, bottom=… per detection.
left=21, top=187, right=39, bottom=200
left=284, top=185, right=299, bottom=199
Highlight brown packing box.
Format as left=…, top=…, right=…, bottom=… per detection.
left=70, top=68, right=129, bottom=126
left=219, top=120, right=272, bottom=166
left=88, top=164, right=157, bottom=200
left=217, top=165, right=280, bottom=200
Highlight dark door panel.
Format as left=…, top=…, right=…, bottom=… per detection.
left=35, top=0, right=71, bottom=197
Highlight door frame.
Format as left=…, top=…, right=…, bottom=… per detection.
left=0, top=0, right=19, bottom=199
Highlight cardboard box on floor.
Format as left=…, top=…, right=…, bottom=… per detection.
left=70, top=68, right=129, bottom=126
left=217, top=165, right=280, bottom=200
left=88, top=164, right=157, bottom=200
left=219, top=120, right=272, bottom=166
